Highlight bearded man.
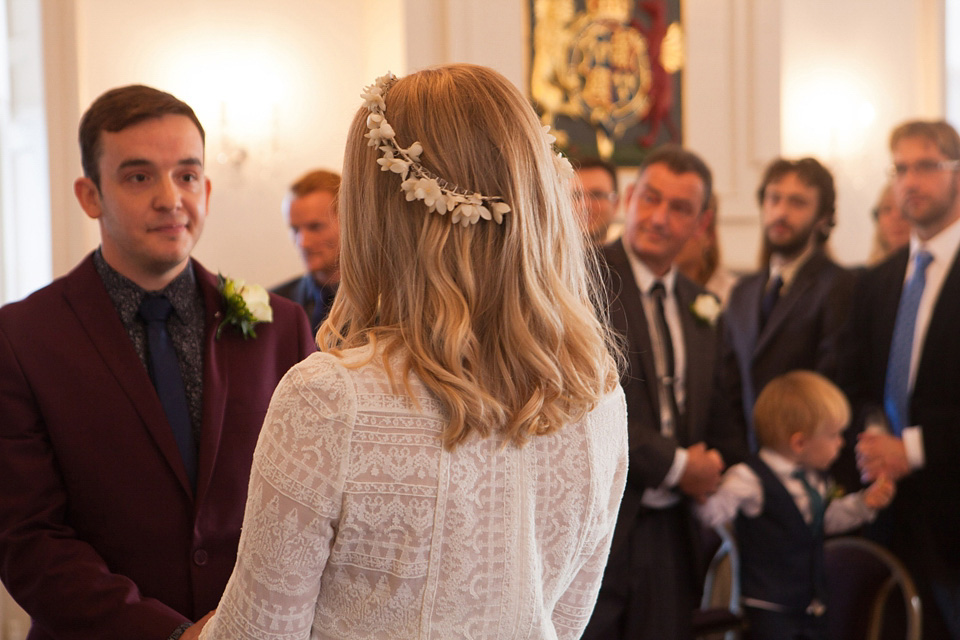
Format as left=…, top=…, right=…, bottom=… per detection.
left=716, top=157, right=856, bottom=453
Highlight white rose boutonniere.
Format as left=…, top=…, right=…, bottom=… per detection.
left=217, top=274, right=273, bottom=340
left=690, top=293, right=721, bottom=327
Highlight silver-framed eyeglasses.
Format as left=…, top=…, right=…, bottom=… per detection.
left=887, top=159, right=960, bottom=179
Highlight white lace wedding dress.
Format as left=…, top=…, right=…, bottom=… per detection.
left=200, top=347, right=627, bottom=640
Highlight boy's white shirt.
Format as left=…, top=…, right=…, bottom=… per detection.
left=696, top=447, right=877, bottom=535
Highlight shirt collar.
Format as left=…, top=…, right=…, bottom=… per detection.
left=758, top=446, right=803, bottom=478
left=94, top=249, right=199, bottom=323
left=768, top=244, right=814, bottom=290
left=622, top=237, right=678, bottom=296
left=909, top=213, right=960, bottom=269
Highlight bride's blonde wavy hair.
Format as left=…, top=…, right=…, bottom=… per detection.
left=317, top=63, right=620, bottom=450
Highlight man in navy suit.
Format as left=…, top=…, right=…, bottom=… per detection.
left=719, top=157, right=855, bottom=453
left=583, top=145, right=746, bottom=640
left=851, top=120, right=960, bottom=639
left=271, top=169, right=341, bottom=331
left=0, top=85, right=315, bottom=640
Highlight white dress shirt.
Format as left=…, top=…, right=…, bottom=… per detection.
left=624, top=240, right=689, bottom=507
left=696, top=448, right=876, bottom=535
left=768, top=244, right=814, bottom=296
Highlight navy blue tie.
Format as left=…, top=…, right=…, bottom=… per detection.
left=883, top=250, right=933, bottom=435
left=139, top=295, right=197, bottom=490
left=759, top=273, right=783, bottom=329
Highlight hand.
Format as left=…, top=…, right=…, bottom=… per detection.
left=679, top=442, right=725, bottom=504
left=180, top=610, right=216, bottom=640
left=856, top=431, right=909, bottom=482
left=863, top=473, right=896, bottom=509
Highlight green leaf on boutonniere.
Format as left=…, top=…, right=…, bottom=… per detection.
left=216, top=273, right=273, bottom=340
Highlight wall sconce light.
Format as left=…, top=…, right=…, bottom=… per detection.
left=213, top=100, right=280, bottom=173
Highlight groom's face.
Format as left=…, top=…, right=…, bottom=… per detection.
left=74, top=114, right=211, bottom=288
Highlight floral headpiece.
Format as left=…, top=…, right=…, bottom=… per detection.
left=361, top=72, right=574, bottom=227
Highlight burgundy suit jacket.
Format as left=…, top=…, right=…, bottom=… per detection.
left=0, top=254, right=316, bottom=640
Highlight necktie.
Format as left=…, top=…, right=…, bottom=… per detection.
left=650, top=282, right=682, bottom=436
left=883, top=250, right=934, bottom=435
left=759, top=273, right=783, bottom=329
left=792, top=469, right=825, bottom=533
left=139, top=295, right=197, bottom=490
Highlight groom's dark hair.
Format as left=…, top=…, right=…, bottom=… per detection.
left=78, top=84, right=205, bottom=190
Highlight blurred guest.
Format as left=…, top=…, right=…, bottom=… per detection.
left=675, top=193, right=739, bottom=305
left=584, top=144, right=747, bottom=640
left=868, top=182, right=911, bottom=264
left=718, top=157, right=856, bottom=454
left=193, top=64, right=628, bottom=640
left=849, top=120, right=960, bottom=639
left=272, top=169, right=341, bottom=331
left=574, top=157, right=620, bottom=245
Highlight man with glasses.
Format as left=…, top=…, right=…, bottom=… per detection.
left=718, top=157, right=856, bottom=455
left=584, top=145, right=746, bottom=640
left=574, top=158, right=620, bottom=245
left=847, top=120, right=960, bottom=639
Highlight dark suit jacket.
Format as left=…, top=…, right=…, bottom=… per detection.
left=271, top=273, right=338, bottom=331
left=843, top=246, right=960, bottom=572
left=720, top=249, right=856, bottom=447
left=600, top=242, right=747, bottom=553
left=0, top=254, right=316, bottom=640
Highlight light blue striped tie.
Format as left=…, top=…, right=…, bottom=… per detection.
left=883, top=249, right=933, bottom=435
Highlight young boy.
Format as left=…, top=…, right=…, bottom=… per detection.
left=698, top=370, right=894, bottom=640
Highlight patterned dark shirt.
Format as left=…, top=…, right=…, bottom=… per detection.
left=93, top=250, right=206, bottom=444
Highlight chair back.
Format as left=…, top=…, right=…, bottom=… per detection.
left=824, top=536, right=922, bottom=640
left=693, top=524, right=744, bottom=639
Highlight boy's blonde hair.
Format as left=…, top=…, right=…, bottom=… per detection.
left=318, top=64, right=620, bottom=450
left=753, top=370, right=850, bottom=449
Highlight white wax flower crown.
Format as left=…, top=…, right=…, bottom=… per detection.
left=361, top=72, right=575, bottom=227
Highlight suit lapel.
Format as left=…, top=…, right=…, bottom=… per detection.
left=876, top=252, right=909, bottom=371
left=726, top=273, right=763, bottom=361
left=754, top=252, right=825, bottom=357
left=917, top=247, right=960, bottom=383
left=194, top=261, right=230, bottom=504
left=62, top=255, right=195, bottom=496
left=605, top=243, right=661, bottom=418
left=676, top=276, right=712, bottom=444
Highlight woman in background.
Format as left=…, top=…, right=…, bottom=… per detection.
left=868, top=183, right=910, bottom=264
left=194, top=64, right=627, bottom=640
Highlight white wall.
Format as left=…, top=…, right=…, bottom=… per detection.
left=779, top=0, right=944, bottom=266
left=46, top=0, right=406, bottom=289
left=0, top=0, right=51, bottom=304
left=40, top=0, right=947, bottom=286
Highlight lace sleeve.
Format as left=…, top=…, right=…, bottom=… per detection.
left=200, top=354, right=356, bottom=640
left=552, top=389, right=629, bottom=639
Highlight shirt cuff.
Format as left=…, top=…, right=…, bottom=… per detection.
left=902, top=426, right=924, bottom=469
left=663, top=447, right=688, bottom=489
